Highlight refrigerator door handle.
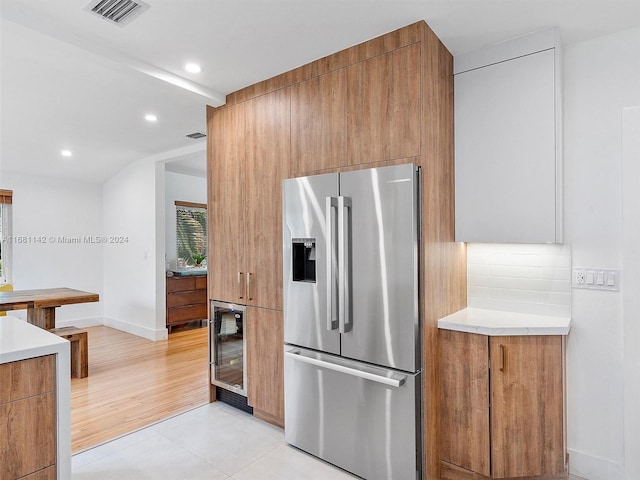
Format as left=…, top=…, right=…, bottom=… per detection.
left=325, top=196, right=338, bottom=331
left=338, top=196, right=352, bottom=333
left=285, top=349, right=406, bottom=388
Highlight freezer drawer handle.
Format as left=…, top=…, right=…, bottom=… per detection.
left=325, top=197, right=338, bottom=331
left=285, top=350, right=406, bottom=388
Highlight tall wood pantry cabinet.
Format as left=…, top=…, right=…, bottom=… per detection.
left=440, top=329, right=566, bottom=480
left=208, top=23, right=467, bottom=480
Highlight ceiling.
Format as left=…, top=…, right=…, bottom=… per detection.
left=1, top=0, right=639, bottom=184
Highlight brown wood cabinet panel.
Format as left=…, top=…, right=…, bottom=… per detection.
left=208, top=103, right=246, bottom=303
left=490, top=336, right=564, bottom=478
left=0, top=355, right=54, bottom=404
left=0, top=393, right=56, bottom=480
left=244, top=89, right=290, bottom=310
left=291, top=68, right=347, bottom=175
left=346, top=43, right=421, bottom=165
left=167, top=304, right=208, bottom=324
left=166, top=276, right=196, bottom=293
left=246, top=307, right=284, bottom=426
left=440, top=330, right=490, bottom=477
left=167, top=290, right=207, bottom=308
left=195, top=275, right=207, bottom=290
left=20, top=466, right=57, bottom=480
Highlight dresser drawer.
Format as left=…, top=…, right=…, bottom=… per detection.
left=167, top=276, right=196, bottom=293
left=167, top=304, right=208, bottom=324
left=167, top=289, right=207, bottom=308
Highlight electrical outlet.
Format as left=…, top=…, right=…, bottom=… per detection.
left=573, top=268, right=620, bottom=291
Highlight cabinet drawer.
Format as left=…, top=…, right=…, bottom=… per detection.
left=167, top=304, right=208, bottom=324
left=0, top=355, right=55, bottom=404
left=167, top=276, right=196, bottom=293
left=195, top=275, right=207, bottom=290
left=0, top=393, right=56, bottom=479
left=167, top=290, right=207, bottom=308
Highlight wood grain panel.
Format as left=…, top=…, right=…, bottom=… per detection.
left=0, top=393, right=56, bottom=479
left=417, top=21, right=467, bottom=480
left=246, top=307, right=284, bottom=427
left=20, top=466, right=57, bottom=480
left=167, top=304, right=208, bottom=323
left=207, top=103, right=246, bottom=303
left=346, top=43, right=421, bottom=165
left=441, top=460, right=568, bottom=480
left=166, top=276, right=196, bottom=293
left=440, top=330, right=490, bottom=476
left=244, top=89, right=290, bottom=310
left=0, top=355, right=54, bottom=404
left=226, top=22, right=422, bottom=106
left=490, top=336, right=564, bottom=478
left=167, top=290, right=207, bottom=308
left=291, top=68, right=346, bottom=175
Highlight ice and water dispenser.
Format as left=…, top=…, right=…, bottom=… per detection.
left=292, top=238, right=316, bottom=282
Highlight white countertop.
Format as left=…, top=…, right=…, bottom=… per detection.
left=438, top=307, right=571, bottom=336
left=0, top=315, right=69, bottom=364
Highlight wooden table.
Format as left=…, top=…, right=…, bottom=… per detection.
left=0, top=288, right=99, bottom=330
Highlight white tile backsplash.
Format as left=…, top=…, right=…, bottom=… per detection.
left=467, top=243, right=572, bottom=317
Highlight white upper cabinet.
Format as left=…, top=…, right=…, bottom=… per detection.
left=454, top=28, right=563, bottom=243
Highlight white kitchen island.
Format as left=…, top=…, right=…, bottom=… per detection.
left=0, top=316, right=71, bottom=480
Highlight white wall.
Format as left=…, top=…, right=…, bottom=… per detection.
left=102, top=158, right=166, bottom=340
left=164, top=170, right=207, bottom=270
left=0, top=171, right=103, bottom=326
left=622, top=106, right=640, bottom=480
left=563, top=25, right=640, bottom=480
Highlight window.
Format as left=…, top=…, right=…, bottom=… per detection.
left=175, top=201, right=207, bottom=266
left=0, top=189, right=13, bottom=283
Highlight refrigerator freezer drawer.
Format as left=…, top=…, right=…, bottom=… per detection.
left=284, top=346, right=421, bottom=480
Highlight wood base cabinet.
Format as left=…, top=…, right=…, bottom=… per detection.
left=246, top=307, right=284, bottom=427
left=440, top=330, right=566, bottom=480
left=0, top=355, right=56, bottom=480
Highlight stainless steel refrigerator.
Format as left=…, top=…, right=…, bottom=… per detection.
left=283, top=163, right=421, bottom=480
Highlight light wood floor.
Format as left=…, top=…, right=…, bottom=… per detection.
left=70, top=324, right=209, bottom=452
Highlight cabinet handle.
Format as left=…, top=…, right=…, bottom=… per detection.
left=237, top=272, right=244, bottom=299
left=500, top=344, right=506, bottom=372
left=246, top=272, right=253, bottom=301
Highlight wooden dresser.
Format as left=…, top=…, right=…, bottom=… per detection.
left=166, top=274, right=208, bottom=333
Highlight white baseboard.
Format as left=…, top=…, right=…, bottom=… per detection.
left=103, top=316, right=168, bottom=341
left=568, top=448, right=625, bottom=480
left=56, top=317, right=103, bottom=328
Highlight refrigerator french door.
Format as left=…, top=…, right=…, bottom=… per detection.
left=283, top=163, right=421, bottom=480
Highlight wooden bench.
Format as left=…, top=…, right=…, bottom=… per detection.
left=49, top=326, right=88, bottom=378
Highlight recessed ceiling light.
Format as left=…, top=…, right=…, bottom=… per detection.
left=61, top=149, right=73, bottom=157
left=145, top=113, right=158, bottom=122
left=184, top=63, right=202, bottom=74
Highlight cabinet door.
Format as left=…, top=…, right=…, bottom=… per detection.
left=490, top=336, right=564, bottom=478
left=208, top=104, right=246, bottom=303
left=246, top=307, right=284, bottom=426
left=346, top=43, right=421, bottom=165
left=454, top=49, right=558, bottom=243
left=440, top=330, right=490, bottom=477
left=291, top=68, right=347, bottom=175
left=245, top=89, right=290, bottom=309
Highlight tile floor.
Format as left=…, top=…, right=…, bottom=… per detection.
left=72, top=401, right=588, bottom=480
left=72, top=401, right=357, bottom=479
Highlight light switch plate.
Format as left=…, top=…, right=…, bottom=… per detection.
left=573, top=268, right=620, bottom=291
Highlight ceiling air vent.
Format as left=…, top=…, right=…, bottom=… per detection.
left=84, top=0, right=150, bottom=27
left=185, top=131, right=207, bottom=140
